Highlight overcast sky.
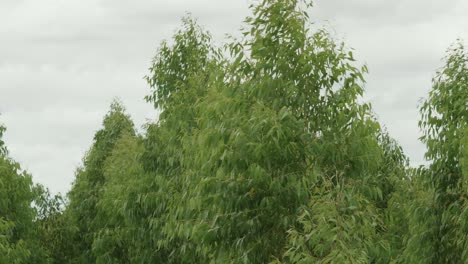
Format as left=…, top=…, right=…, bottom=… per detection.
left=1, top=0, right=467, bottom=195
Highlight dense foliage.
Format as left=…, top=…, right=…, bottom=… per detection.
left=0, top=125, right=52, bottom=263
left=1, top=0, right=466, bottom=263
left=404, top=41, right=468, bottom=264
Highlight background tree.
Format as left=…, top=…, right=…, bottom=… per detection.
left=66, top=100, right=136, bottom=263
left=92, top=132, right=144, bottom=263
left=33, top=185, right=74, bottom=263
left=405, top=40, right=468, bottom=263
left=0, top=123, right=46, bottom=263
left=131, top=16, right=219, bottom=263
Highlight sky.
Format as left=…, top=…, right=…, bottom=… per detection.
left=1, top=0, right=467, bottom=195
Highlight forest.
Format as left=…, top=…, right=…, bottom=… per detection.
left=1, top=0, right=467, bottom=263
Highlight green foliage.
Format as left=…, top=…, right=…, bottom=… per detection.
left=283, top=176, right=381, bottom=263
left=33, top=185, right=74, bottom=264
left=66, top=99, right=136, bottom=262
left=420, top=40, right=467, bottom=190
left=135, top=1, right=402, bottom=263
left=0, top=124, right=6, bottom=155
left=405, top=40, right=468, bottom=263
left=0, top=156, right=34, bottom=263
left=463, top=125, right=468, bottom=181
left=0, top=124, right=47, bottom=263
left=135, top=15, right=220, bottom=263
left=145, top=16, right=217, bottom=113
left=92, top=132, right=144, bottom=263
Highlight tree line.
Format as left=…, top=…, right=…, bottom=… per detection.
left=1, top=0, right=467, bottom=263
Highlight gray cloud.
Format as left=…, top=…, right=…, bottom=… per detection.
left=0, top=0, right=466, bottom=194
left=312, top=0, right=463, bottom=26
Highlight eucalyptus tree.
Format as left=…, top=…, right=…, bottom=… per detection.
left=0, top=124, right=43, bottom=263
left=66, top=100, right=136, bottom=262
left=145, top=0, right=394, bottom=263
left=92, top=132, right=143, bottom=263
left=129, top=16, right=220, bottom=263
left=404, top=41, right=468, bottom=263
left=0, top=124, right=5, bottom=154
left=33, top=185, right=73, bottom=263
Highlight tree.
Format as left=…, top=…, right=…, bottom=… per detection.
left=138, top=0, right=401, bottom=262
left=131, top=16, right=219, bottom=263
left=405, top=40, right=468, bottom=263
left=33, top=185, right=74, bottom=263
left=66, top=100, right=136, bottom=262
left=92, top=132, right=144, bottom=263
left=0, top=123, right=44, bottom=263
